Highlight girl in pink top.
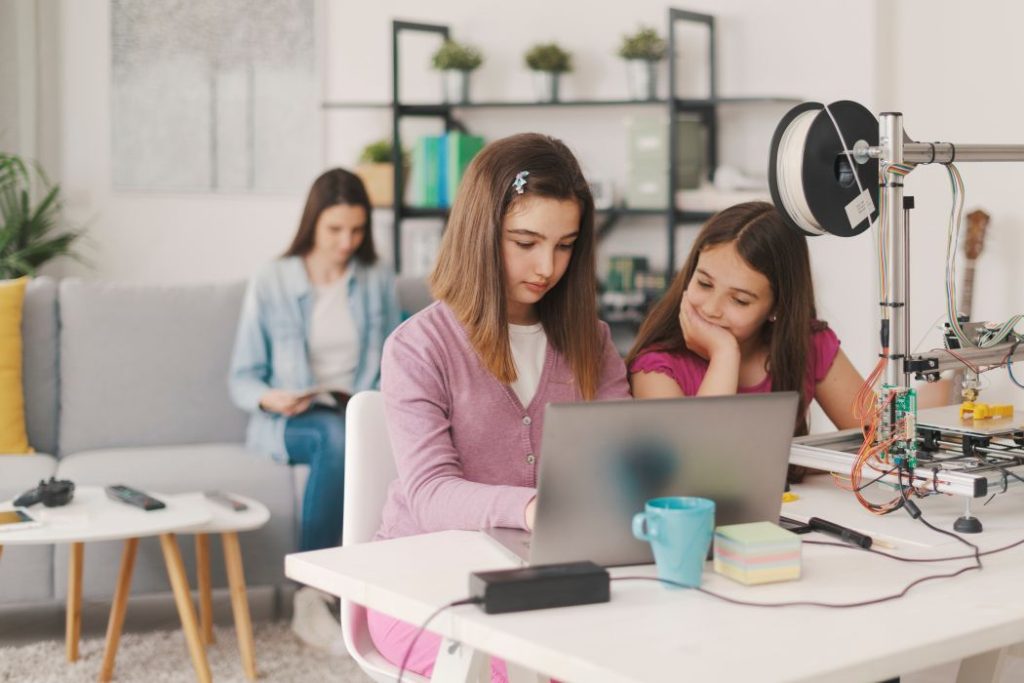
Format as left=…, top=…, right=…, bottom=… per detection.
left=369, top=133, right=630, bottom=681
left=628, top=202, right=864, bottom=448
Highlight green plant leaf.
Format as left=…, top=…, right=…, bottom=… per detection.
left=0, top=152, right=84, bottom=276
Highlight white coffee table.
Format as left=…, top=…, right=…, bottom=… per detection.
left=182, top=494, right=270, bottom=681
left=0, top=486, right=213, bottom=683
left=95, top=490, right=271, bottom=683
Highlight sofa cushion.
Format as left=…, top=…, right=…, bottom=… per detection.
left=396, top=275, right=431, bottom=318
left=22, top=276, right=59, bottom=456
left=0, top=277, right=30, bottom=453
left=0, top=453, right=58, bottom=604
left=54, top=444, right=296, bottom=597
left=0, top=453, right=58, bottom=501
left=58, top=279, right=249, bottom=456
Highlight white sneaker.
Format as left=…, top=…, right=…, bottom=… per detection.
left=291, top=586, right=345, bottom=654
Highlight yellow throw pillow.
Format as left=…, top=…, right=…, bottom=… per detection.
left=0, top=277, right=32, bottom=454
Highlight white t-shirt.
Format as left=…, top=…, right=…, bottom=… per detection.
left=508, top=322, right=547, bottom=407
left=308, top=277, right=359, bottom=396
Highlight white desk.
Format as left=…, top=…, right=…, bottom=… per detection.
left=286, top=478, right=1024, bottom=683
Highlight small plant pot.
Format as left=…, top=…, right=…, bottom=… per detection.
left=532, top=71, right=561, bottom=103
left=626, top=59, right=658, bottom=101
left=442, top=69, right=471, bottom=104
left=355, top=162, right=410, bottom=208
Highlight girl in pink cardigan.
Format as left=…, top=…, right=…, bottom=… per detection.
left=369, top=133, right=631, bottom=680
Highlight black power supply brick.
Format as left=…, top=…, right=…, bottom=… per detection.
left=469, top=561, right=610, bottom=614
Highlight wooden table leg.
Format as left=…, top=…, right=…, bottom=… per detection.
left=99, top=538, right=139, bottom=682
left=222, top=531, right=258, bottom=680
left=159, top=533, right=212, bottom=683
left=195, top=533, right=215, bottom=645
left=67, top=542, right=84, bottom=662
left=0, top=544, right=4, bottom=561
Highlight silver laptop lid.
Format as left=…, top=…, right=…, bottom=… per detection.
left=530, top=392, right=799, bottom=567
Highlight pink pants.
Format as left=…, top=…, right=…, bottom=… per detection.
left=367, top=608, right=510, bottom=682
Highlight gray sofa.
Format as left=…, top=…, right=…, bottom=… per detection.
left=0, top=275, right=430, bottom=610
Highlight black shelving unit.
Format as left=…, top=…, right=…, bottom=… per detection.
left=326, top=10, right=800, bottom=274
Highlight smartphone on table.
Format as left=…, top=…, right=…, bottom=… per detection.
left=204, top=491, right=249, bottom=512
left=0, top=508, right=42, bottom=531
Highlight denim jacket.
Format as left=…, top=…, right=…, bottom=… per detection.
left=228, top=256, right=401, bottom=461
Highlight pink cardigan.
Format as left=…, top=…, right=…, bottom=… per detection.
left=375, top=301, right=631, bottom=541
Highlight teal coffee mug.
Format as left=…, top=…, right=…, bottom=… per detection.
left=632, top=496, right=715, bottom=587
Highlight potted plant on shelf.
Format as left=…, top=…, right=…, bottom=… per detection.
left=618, top=27, right=667, bottom=101
left=355, top=139, right=408, bottom=208
left=524, top=43, right=572, bottom=103
left=431, top=39, right=483, bottom=104
left=0, top=153, right=84, bottom=278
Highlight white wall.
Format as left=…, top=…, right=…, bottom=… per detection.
left=53, top=0, right=1024, bottom=408
left=53, top=1, right=882, bottom=343
left=876, top=0, right=1024, bottom=404
left=320, top=0, right=886, bottom=383
left=54, top=0, right=312, bottom=285
left=62, top=1, right=1024, bottom=404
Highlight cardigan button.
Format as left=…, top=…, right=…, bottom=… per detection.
left=526, top=454, right=536, bottom=464
left=523, top=416, right=532, bottom=426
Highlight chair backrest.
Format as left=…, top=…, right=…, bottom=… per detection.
left=342, top=390, right=428, bottom=683
left=343, top=390, right=396, bottom=546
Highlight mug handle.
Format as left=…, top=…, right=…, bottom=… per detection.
left=632, top=512, right=659, bottom=542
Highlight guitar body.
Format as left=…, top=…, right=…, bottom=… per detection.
left=919, top=209, right=989, bottom=408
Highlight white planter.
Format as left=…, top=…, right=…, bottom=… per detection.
left=532, top=71, right=561, bottom=103
left=626, top=59, right=658, bottom=101
left=442, top=69, right=471, bottom=104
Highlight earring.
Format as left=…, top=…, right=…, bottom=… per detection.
left=769, top=314, right=778, bottom=322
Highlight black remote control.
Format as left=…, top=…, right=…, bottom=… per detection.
left=105, top=484, right=166, bottom=511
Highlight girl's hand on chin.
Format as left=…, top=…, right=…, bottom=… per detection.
left=678, top=292, right=739, bottom=360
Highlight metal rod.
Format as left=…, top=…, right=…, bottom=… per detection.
left=789, top=437, right=989, bottom=498
left=865, top=142, right=1024, bottom=164
left=903, top=198, right=912, bottom=387
left=881, top=113, right=906, bottom=387
left=915, top=342, right=1024, bottom=374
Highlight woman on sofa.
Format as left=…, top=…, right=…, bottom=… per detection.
left=228, top=168, right=401, bottom=647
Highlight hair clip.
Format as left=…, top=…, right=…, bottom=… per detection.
left=513, top=170, right=530, bottom=195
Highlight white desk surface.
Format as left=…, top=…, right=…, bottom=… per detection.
left=286, top=477, right=1024, bottom=683
left=0, top=486, right=211, bottom=545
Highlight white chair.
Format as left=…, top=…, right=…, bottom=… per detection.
left=341, top=390, right=429, bottom=683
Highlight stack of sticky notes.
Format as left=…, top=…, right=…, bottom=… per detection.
left=713, top=521, right=802, bottom=585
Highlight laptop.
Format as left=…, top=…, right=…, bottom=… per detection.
left=484, top=392, right=799, bottom=567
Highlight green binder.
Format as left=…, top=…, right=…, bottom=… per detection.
left=412, top=136, right=443, bottom=208
left=446, top=132, right=485, bottom=207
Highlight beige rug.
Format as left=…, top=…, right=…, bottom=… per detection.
left=0, top=621, right=371, bottom=683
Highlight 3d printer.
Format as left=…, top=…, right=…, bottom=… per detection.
left=769, top=101, right=1024, bottom=532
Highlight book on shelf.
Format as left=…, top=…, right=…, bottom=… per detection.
left=412, top=136, right=443, bottom=208
left=411, top=132, right=485, bottom=209
left=446, top=131, right=485, bottom=206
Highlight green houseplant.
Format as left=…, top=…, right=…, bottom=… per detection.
left=355, top=139, right=408, bottom=208
left=432, top=40, right=483, bottom=104
left=524, top=43, right=572, bottom=102
left=618, top=27, right=667, bottom=101
left=0, top=153, right=84, bottom=278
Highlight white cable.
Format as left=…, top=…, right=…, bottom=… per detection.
left=775, top=109, right=823, bottom=235
left=822, top=102, right=868, bottom=200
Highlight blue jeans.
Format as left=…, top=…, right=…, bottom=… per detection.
left=284, top=406, right=346, bottom=552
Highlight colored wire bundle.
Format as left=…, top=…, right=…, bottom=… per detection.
left=943, top=163, right=1024, bottom=351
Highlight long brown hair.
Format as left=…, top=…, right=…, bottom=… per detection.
left=430, top=133, right=602, bottom=399
left=626, top=201, right=822, bottom=435
left=283, top=168, right=377, bottom=264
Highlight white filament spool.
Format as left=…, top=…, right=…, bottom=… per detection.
left=775, top=109, right=824, bottom=235
left=768, top=100, right=878, bottom=238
